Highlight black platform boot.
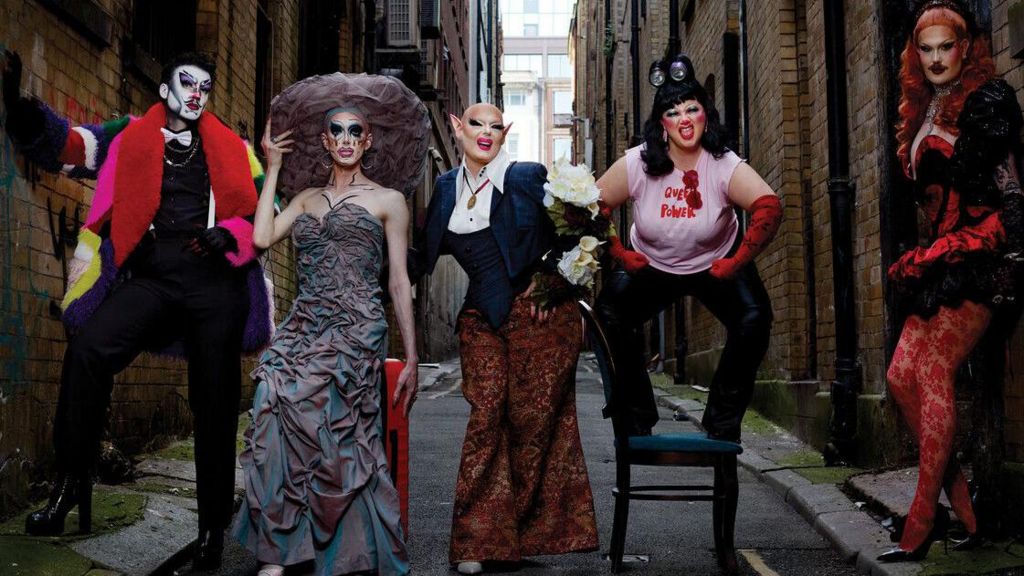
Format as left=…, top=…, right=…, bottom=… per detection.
left=25, top=473, right=92, bottom=536
left=191, top=526, right=225, bottom=572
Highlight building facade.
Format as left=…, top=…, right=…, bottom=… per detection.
left=410, top=0, right=502, bottom=361
left=501, top=0, right=574, bottom=164
left=571, top=0, right=1024, bottom=526
left=0, top=0, right=476, bottom=516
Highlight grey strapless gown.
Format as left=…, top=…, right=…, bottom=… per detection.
left=233, top=202, right=409, bottom=575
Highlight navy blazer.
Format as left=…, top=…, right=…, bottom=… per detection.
left=412, top=161, right=554, bottom=282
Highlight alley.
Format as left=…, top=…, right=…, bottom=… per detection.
left=402, top=362, right=858, bottom=576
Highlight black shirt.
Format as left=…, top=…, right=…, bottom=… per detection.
left=152, top=136, right=211, bottom=235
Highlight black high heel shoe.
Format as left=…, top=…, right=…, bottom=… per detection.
left=877, top=506, right=951, bottom=563
left=951, top=531, right=985, bottom=551
left=25, top=473, right=92, bottom=536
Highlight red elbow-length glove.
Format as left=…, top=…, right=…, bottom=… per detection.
left=888, top=210, right=1005, bottom=284
left=710, top=195, right=783, bottom=279
left=598, top=200, right=649, bottom=273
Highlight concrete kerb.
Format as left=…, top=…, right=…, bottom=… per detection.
left=652, top=390, right=911, bottom=576
left=416, top=360, right=461, bottom=394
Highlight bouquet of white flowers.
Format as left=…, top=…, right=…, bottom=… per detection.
left=530, top=159, right=619, bottom=308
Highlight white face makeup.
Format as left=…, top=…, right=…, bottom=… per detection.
left=323, top=112, right=370, bottom=168
left=159, top=65, right=213, bottom=122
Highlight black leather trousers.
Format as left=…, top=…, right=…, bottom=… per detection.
left=594, top=263, right=773, bottom=441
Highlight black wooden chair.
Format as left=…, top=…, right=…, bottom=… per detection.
left=578, top=301, right=743, bottom=574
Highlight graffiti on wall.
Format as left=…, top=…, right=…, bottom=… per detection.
left=0, top=40, right=92, bottom=401
left=0, top=43, right=29, bottom=402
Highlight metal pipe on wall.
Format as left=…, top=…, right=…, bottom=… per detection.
left=822, top=0, right=862, bottom=466
left=631, top=0, right=641, bottom=144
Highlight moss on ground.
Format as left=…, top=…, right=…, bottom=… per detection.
left=793, top=466, right=865, bottom=485
left=0, top=488, right=146, bottom=539
left=919, top=540, right=1024, bottom=575
left=129, top=482, right=197, bottom=499
left=0, top=536, right=94, bottom=575
left=777, top=450, right=825, bottom=468
left=741, top=409, right=783, bottom=436
left=649, top=373, right=708, bottom=403
left=236, top=412, right=251, bottom=454
left=153, top=440, right=194, bottom=461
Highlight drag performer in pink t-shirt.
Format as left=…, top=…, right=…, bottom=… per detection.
left=595, top=54, right=782, bottom=442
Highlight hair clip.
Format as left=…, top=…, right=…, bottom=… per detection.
left=648, top=54, right=695, bottom=87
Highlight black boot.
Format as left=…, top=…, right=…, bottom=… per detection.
left=25, top=473, right=92, bottom=536
left=191, top=527, right=224, bottom=572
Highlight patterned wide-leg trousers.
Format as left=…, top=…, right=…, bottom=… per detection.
left=449, top=298, right=599, bottom=563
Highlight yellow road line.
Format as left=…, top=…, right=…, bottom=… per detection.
left=739, top=549, right=782, bottom=576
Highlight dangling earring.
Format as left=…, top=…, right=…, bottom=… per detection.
left=319, top=150, right=332, bottom=169
left=662, top=128, right=668, bottom=143
left=360, top=149, right=375, bottom=170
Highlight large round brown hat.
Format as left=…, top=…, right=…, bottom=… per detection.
left=269, top=72, right=431, bottom=198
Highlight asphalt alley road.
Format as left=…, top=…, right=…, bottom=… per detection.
left=171, top=359, right=861, bottom=576
left=406, top=362, right=860, bottom=576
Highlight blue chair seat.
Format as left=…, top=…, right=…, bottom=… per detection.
left=623, top=432, right=743, bottom=454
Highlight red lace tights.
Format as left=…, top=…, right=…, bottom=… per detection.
left=886, top=301, right=988, bottom=551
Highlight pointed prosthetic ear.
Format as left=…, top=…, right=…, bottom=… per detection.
left=502, top=122, right=513, bottom=137
left=449, top=113, right=463, bottom=133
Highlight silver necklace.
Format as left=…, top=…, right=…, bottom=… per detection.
left=164, top=134, right=200, bottom=167
left=924, top=80, right=961, bottom=129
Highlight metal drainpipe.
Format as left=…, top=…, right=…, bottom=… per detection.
left=669, top=0, right=680, bottom=54
left=605, top=0, right=614, bottom=173
left=363, top=0, right=376, bottom=73
left=631, top=0, right=641, bottom=145
left=739, top=0, right=749, bottom=158
left=822, top=0, right=862, bottom=466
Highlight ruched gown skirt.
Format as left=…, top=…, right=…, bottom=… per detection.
left=233, top=203, right=409, bottom=576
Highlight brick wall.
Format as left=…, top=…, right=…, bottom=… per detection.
left=991, top=0, right=1024, bottom=462
left=0, top=0, right=304, bottom=516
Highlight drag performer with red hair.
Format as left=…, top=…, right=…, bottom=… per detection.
left=882, top=0, right=1024, bottom=562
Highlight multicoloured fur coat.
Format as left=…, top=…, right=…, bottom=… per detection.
left=17, top=101, right=273, bottom=353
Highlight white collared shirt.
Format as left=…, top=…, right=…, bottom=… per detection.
left=447, top=149, right=512, bottom=234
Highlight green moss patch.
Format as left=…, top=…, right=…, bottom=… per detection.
left=793, top=466, right=865, bottom=485
left=237, top=412, right=252, bottom=454
left=741, top=409, right=784, bottom=436
left=919, top=540, right=1024, bottom=575
left=128, top=482, right=197, bottom=499
left=153, top=440, right=194, bottom=461
left=777, top=450, right=825, bottom=468
left=0, top=487, right=146, bottom=540
left=649, top=373, right=707, bottom=403
left=0, top=536, right=94, bottom=575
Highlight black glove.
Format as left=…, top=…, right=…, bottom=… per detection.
left=187, top=226, right=238, bottom=257
left=2, top=50, right=44, bottom=144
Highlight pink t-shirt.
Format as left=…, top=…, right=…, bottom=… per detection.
left=626, top=145, right=742, bottom=274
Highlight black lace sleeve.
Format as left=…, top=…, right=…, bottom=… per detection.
left=951, top=78, right=1024, bottom=207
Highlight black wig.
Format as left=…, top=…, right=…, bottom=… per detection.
left=640, top=60, right=730, bottom=177
left=160, top=52, right=217, bottom=87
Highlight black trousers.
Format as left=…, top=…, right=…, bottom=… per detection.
left=54, top=236, right=248, bottom=531
left=594, top=263, right=772, bottom=440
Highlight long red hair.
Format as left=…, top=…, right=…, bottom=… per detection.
left=896, top=7, right=995, bottom=175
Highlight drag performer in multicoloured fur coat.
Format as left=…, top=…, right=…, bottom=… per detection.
left=2, top=50, right=270, bottom=572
